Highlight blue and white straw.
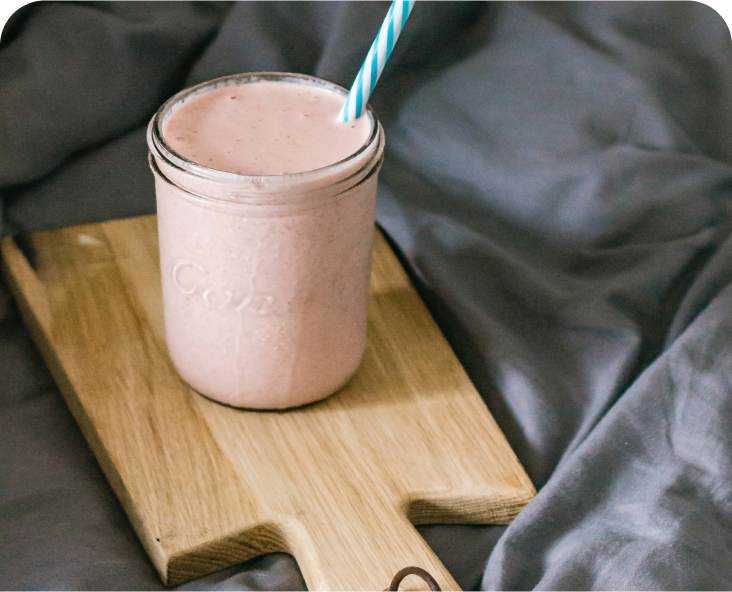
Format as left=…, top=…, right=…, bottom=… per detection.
left=339, top=0, right=416, bottom=122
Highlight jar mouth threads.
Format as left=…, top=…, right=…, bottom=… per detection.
left=147, top=72, right=382, bottom=194
left=147, top=148, right=384, bottom=215
left=147, top=73, right=384, bottom=210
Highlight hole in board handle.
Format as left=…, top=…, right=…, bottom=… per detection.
left=387, top=566, right=442, bottom=591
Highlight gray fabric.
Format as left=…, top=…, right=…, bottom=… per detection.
left=2, top=1, right=732, bottom=590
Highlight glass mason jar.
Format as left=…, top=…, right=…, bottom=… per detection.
left=146, top=73, right=384, bottom=409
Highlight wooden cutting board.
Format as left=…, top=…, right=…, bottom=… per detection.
left=1, top=215, right=534, bottom=591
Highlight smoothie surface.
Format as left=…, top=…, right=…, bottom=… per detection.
left=164, top=80, right=372, bottom=176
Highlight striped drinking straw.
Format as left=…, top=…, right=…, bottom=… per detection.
left=339, top=0, right=416, bottom=122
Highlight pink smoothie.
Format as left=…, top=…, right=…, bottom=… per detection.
left=165, top=81, right=371, bottom=175
left=148, top=74, right=383, bottom=409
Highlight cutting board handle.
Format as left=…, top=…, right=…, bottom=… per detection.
left=284, top=501, right=460, bottom=591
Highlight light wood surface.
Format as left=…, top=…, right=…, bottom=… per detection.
left=1, top=215, right=535, bottom=590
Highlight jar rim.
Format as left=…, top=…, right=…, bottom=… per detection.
left=147, top=72, right=380, bottom=185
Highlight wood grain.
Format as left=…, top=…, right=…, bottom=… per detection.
left=1, top=215, right=535, bottom=590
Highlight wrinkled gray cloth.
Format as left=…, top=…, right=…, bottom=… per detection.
left=2, top=2, right=732, bottom=590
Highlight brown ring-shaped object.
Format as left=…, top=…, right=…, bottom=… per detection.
left=386, top=566, right=442, bottom=591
